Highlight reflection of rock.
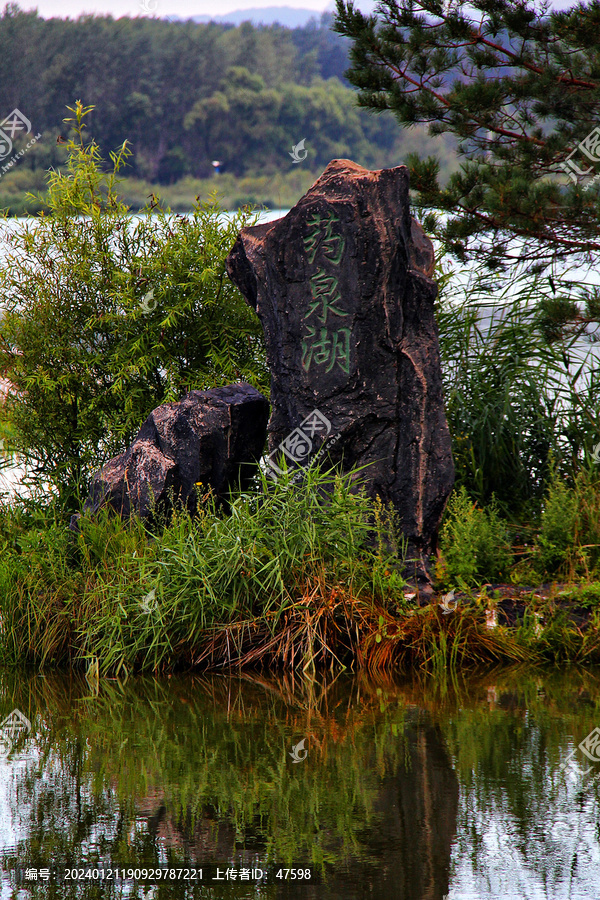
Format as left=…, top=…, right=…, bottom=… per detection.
left=327, top=710, right=459, bottom=900
left=388, top=716, right=458, bottom=900
left=134, top=788, right=261, bottom=861
left=130, top=700, right=457, bottom=900
left=10, top=671, right=600, bottom=899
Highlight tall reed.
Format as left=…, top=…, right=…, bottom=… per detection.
left=436, top=258, right=600, bottom=516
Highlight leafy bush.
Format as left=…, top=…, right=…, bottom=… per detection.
left=534, top=473, right=578, bottom=577
left=436, top=486, right=512, bottom=587
left=533, top=466, right=600, bottom=579
left=557, top=583, right=600, bottom=610
left=0, top=102, right=268, bottom=509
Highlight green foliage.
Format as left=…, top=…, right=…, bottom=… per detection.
left=437, top=487, right=512, bottom=588
left=334, top=0, right=600, bottom=271
left=435, top=260, right=600, bottom=514
left=0, top=193, right=46, bottom=216
left=0, top=464, right=408, bottom=673
left=0, top=674, right=427, bottom=877
left=557, top=583, right=600, bottom=609
left=5, top=464, right=600, bottom=671
left=4, top=666, right=600, bottom=890
left=0, top=102, right=268, bottom=506
left=434, top=456, right=600, bottom=587
left=536, top=295, right=580, bottom=344
left=0, top=7, right=457, bottom=188
left=533, top=466, right=600, bottom=579
left=534, top=471, right=579, bottom=576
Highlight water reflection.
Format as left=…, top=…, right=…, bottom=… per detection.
left=0, top=668, right=598, bottom=898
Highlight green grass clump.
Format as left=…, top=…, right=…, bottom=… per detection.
left=533, top=470, right=578, bottom=576
left=435, top=467, right=600, bottom=590
left=0, top=465, right=409, bottom=674
left=436, top=486, right=512, bottom=588
left=557, top=583, right=600, bottom=609
left=435, top=259, right=600, bottom=518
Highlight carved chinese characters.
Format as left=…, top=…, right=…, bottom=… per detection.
left=301, top=211, right=351, bottom=376
left=226, top=159, right=455, bottom=581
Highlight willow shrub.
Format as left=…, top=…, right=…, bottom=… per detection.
left=0, top=101, right=268, bottom=511
left=0, top=464, right=409, bottom=673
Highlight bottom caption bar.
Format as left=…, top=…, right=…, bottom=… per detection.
left=13, top=866, right=317, bottom=884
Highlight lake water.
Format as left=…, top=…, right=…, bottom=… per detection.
left=0, top=667, right=599, bottom=899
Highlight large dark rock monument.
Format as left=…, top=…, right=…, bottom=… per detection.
left=71, top=383, right=269, bottom=529
left=226, top=159, right=454, bottom=582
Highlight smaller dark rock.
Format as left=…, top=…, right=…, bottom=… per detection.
left=70, top=383, right=269, bottom=531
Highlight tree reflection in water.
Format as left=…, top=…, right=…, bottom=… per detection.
left=0, top=668, right=598, bottom=898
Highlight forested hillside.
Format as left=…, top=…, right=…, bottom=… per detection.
left=0, top=4, right=455, bottom=208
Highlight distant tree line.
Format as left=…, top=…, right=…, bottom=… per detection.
left=0, top=4, right=431, bottom=183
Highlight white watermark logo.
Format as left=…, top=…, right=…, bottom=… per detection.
left=0, top=708, right=31, bottom=756
left=139, top=0, right=158, bottom=12
left=559, top=125, right=600, bottom=191
left=289, top=738, right=308, bottom=763
left=0, top=109, right=41, bottom=180
left=140, top=587, right=158, bottom=615
left=140, top=288, right=158, bottom=315
left=559, top=725, right=600, bottom=783
left=439, top=590, right=458, bottom=615
left=289, top=139, right=307, bottom=164
left=0, top=109, right=31, bottom=159
left=591, top=442, right=600, bottom=464
left=266, top=409, right=340, bottom=483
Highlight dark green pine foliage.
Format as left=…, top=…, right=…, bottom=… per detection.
left=334, top=0, right=600, bottom=272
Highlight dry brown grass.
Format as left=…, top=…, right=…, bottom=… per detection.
left=184, top=575, right=536, bottom=674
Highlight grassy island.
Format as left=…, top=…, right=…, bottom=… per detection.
left=1, top=106, right=599, bottom=677
left=1, top=462, right=600, bottom=676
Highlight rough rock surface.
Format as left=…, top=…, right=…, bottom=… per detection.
left=226, top=159, right=454, bottom=581
left=71, top=383, right=269, bottom=528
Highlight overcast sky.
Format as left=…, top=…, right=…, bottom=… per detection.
left=20, top=0, right=330, bottom=19
left=17, top=0, right=578, bottom=22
